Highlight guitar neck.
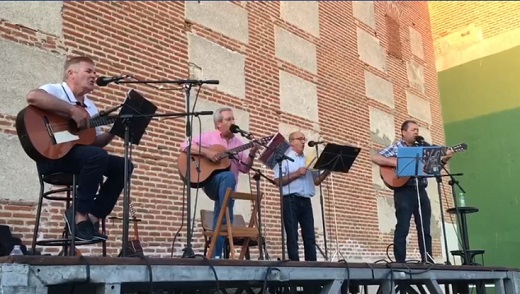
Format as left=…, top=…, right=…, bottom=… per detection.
left=218, top=141, right=255, bottom=159
left=447, top=143, right=468, bottom=154
left=230, top=141, right=256, bottom=153
left=89, top=115, right=117, bottom=128
left=129, top=202, right=140, bottom=240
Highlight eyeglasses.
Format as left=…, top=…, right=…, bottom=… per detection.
left=291, top=137, right=306, bottom=141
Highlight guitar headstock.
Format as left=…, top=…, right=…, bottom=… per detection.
left=451, top=143, right=468, bottom=153
left=129, top=202, right=137, bottom=219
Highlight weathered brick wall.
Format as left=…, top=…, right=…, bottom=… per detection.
left=429, top=2, right=520, bottom=41
left=0, top=1, right=450, bottom=262
left=429, top=2, right=520, bottom=71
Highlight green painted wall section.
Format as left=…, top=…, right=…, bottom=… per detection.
left=444, top=109, right=520, bottom=267
left=439, top=46, right=520, bottom=267
left=440, top=45, right=520, bottom=125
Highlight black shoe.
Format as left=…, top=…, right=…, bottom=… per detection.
left=63, top=207, right=74, bottom=235
left=75, top=221, right=95, bottom=241
left=63, top=207, right=94, bottom=241
left=92, top=222, right=108, bottom=241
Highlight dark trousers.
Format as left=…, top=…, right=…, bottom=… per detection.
left=283, top=195, right=316, bottom=261
left=37, top=145, right=132, bottom=219
left=393, top=185, right=432, bottom=263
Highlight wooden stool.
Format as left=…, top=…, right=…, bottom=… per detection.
left=447, top=206, right=485, bottom=265
left=31, top=172, right=106, bottom=256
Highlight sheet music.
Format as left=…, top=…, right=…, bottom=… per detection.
left=258, top=133, right=290, bottom=169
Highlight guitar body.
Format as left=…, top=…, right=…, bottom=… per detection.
left=177, top=144, right=232, bottom=188
left=379, top=165, right=409, bottom=189
left=379, top=143, right=468, bottom=190
left=16, top=105, right=96, bottom=162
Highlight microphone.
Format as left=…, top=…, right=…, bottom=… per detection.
left=99, top=104, right=122, bottom=116
left=414, top=136, right=431, bottom=146
left=95, top=75, right=128, bottom=87
left=230, top=124, right=253, bottom=139
left=202, top=80, right=220, bottom=85
left=307, top=141, right=325, bottom=147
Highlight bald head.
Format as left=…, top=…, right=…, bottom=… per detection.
left=289, top=131, right=305, bottom=154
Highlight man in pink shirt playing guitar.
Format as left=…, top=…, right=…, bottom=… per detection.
left=179, top=107, right=259, bottom=258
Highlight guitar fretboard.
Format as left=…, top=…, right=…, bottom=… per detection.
left=89, top=115, right=118, bottom=128
left=218, top=135, right=273, bottom=160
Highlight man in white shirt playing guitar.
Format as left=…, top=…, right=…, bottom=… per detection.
left=25, top=56, right=131, bottom=242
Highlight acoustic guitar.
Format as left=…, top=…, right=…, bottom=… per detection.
left=379, top=143, right=468, bottom=189
left=118, top=201, right=144, bottom=258
left=15, top=105, right=117, bottom=162
left=129, top=202, right=144, bottom=257
left=177, top=135, right=273, bottom=188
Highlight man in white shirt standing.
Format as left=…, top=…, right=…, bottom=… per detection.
left=273, top=131, right=329, bottom=261
left=26, top=56, right=132, bottom=241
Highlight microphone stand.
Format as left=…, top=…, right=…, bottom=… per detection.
left=181, top=82, right=195, bottom=258
left=429, top=164, right=464, bottom=265
left=443, top=165, right=467, bottom=264
left=250, top=166, right=275, bottom=260
left=432, top=164, right=451, bottom=266
left=250, top=137, right=293, bottom=261
left=314, top=144, right=328, bottom=260
left=114, top=78, right=216, bottom=258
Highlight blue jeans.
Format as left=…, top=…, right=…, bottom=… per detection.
left=37, top=145, right=133, bottom=218
left=203, top=171, right=236, bottom=258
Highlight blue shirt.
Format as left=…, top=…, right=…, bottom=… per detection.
left=273, top=150, right=317, bottom=197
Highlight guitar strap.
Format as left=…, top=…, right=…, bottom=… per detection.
left=61, top=84, right=86, bottom=107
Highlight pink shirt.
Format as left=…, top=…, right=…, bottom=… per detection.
left=180, top=130, right=251, bottom=184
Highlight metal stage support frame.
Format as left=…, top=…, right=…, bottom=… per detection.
left=1, top=256, right=520, bottom=294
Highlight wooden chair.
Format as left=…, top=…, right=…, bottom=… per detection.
left=206, top=188, right=261, bottom=259
left=201, top=210, right=259, bottom=259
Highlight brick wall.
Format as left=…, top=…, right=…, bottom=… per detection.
left=429, top=2, right=520, bottom=64
left=0, top=1, right=449, bottom=261
left=429, top=2, right=520, bottom=40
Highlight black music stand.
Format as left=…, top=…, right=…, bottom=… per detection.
left=312, top=143, right=361, bottom=261
left=396, top=146, right=439, bottom=264
left=313, top=143, right=360, bottom=173
left=258, top=133, right=293, bottom=260
left=110, top=89, right=157, bottom=257
left=114, top=78, right=215, bottom=258
left=422, top=145, right=469, bottom=266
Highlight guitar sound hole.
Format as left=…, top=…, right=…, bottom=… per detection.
left=68, top=120, right=80, bottom=134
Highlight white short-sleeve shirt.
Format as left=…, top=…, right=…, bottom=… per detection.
left=39, top=82, right=102, bottom=136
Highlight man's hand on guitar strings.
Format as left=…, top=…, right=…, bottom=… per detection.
left=70, top=107, right=89, bottom=129
left=204, top=149, right=221, bottom=163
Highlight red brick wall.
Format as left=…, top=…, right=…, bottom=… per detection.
left=0, top=2, right=446, bottom=260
